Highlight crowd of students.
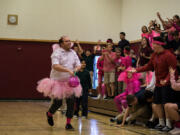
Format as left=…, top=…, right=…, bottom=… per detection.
left=72, top=12, right=180, bottom=134
left=38, top=12, right=180, bottom=134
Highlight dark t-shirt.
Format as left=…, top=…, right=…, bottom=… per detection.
left=167, top=39, right=180, bottom=52
left=76, top=69, right=92, bottom=93
left=139, top=46, right=153, bottom=66
left=81, top=53, right=95, bottom=71
left=135, top=88, right=148, bottom=106
left=118, top=39, right=130, bottom=56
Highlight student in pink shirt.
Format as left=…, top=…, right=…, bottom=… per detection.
left=97, top=55, right=104, bottom=99
left=121, top=46, right=132, bottom=69
left=148, top=20, right=161, bottom=48
left=141, top=25, right=150, bottom=39
left=157, top=12, right=176, bottom=42
left=114, top=67, right=141, bottom=113
left=101, top=43, right=116, bottom=98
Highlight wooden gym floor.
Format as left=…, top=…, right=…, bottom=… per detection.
left=0, top=101, right=168, bottom=135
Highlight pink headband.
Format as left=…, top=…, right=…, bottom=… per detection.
left=153, top=41, right=166, bottom=46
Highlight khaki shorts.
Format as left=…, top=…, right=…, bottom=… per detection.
left=104, top=71, right=115, bottom=84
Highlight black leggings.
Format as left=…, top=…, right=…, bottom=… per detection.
left=48, top=96, right=75, bottom=118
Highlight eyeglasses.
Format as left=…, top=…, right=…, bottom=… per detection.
left=63, top=40, right=71, bottom=43
left=128, top=104, right=132, bottom=107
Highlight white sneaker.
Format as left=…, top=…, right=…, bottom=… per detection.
left=73, top=115, right=78, bottom=119
left=81, top=116, right=87, bottom=120
left=96, top=94, right=101, bottom=99
left=168, top=127, right=180, bottom=135
left=103, top=95, right=107, bottom=99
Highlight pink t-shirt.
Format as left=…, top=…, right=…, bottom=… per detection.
left=103, top=52, right=116, bottom=72
left=97, top=56, right=104, bottom=75
left=121, top=56, right=132, bottom=69
left=141, top=33, right=149, bottom=39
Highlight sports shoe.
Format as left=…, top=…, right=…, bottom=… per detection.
left=81, top=116, right=87, bottom=120
left=73, top=115, right=78, bottom=119
left=96, top=94, right=101, bottom=99
left=168, top=127, right=180, bottom=135
left=46, top=112, right=54, bottom=126
left=65, top=124, right=74, bottom=130
left=116, top=120, right=128, bottom=125
left=161, top=126, right=173, bottom=132
left=103, top=95, right=107, bottom=99
left=110, top=118, right=117, bottom=123
left=154, top=124, right=165, bottom=130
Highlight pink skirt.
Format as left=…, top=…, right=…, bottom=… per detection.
left=37, top=78, right=82, bottom=99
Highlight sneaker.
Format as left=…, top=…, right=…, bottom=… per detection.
left=81, top=116, right=87, bottom=120
left=161, top=126, right=173, bottom=132
left=116, top=120, right=128, bottom=125
left=46, top=112, right=54, bottom=126
left=129, top=120, right=136, bottom=125
left=116, top=120, right=122, bottom=125
left=73, top=115, right=78, bottom=119
left=65, top=124, right=74, bottom=130
left=154, top=124, right=165, bottom=130
left=103, top=95, right=107, bottom=99
left=89, top=92, right=93, bottom=97
left=168, top=127, right=180, bottom=135
left=110, top=118, right=117, bottom=123
left=96, top=94, right=101, bottom=99
left=146, top=121, right=155, bottom=128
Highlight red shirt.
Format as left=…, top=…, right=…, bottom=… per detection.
left=136, top=50, right=177, bottom=87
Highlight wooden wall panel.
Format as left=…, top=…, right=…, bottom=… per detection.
left=0, top=39, right=140, bottom=99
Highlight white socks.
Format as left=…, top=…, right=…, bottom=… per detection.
left=166, top=119, right=172, bottom=128
left=149, top=114, right=154, bottom=122
left=159, top=118, right=165, bottom=126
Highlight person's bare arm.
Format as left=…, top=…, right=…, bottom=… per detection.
left=157, top=12, right=167, bottom=29
left=120, top=107, right=130, bottom=126
left=75, top=40, right=83, bottom=55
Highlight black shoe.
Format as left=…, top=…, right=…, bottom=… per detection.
left=146, top=121, right=154, bottom=128
left=161, top=126, right=173, bottom=132
left=129, top=120, right=136, bottom=125
left=65, top=124, right=74, bottom=130
left=146, top=120, right=158, bottom=129
left=46, top=112, right=54, bottom=126
left=116, top=120, right=122, bottom=125
left=110, top=118, right=117, bottom=123
left=154, top=124, right=165, bottom=130
left=104, top=96, right=109, bottom=100
left=116, top=120, right=128, bottom=125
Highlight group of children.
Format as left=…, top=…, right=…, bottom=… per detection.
left=36, top=12, right=180, bottom=134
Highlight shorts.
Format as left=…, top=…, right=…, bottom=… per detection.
left=153, top=85, right=173, bottom=104
left=104, top=71, right=115, bottom=84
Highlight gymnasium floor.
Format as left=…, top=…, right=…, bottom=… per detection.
left=0, top=102, right=168, bottom=135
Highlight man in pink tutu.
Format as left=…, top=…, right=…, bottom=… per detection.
left=37, top=36, right=82, bottom=130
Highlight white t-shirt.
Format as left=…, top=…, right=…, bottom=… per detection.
left=50, top=47, right=80, bottom=80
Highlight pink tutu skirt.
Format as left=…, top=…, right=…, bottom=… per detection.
left=37, top=78, right=82, bottom=99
